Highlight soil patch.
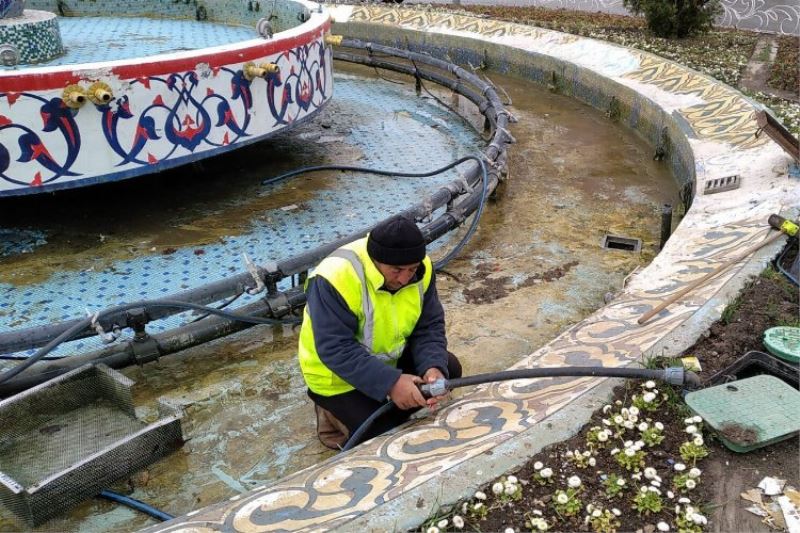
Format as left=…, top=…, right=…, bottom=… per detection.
left=769, top=36, right=800, bottom=96
left=463, top=261, right=579, bottom=304
left=681, top=258, right=799, bottom=381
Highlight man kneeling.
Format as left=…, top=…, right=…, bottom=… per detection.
left=298, top=215, right=462, bottom=449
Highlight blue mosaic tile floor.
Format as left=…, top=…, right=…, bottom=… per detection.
left=1, top=16, right=256, bottom=69
left=0, top=73, right=482, bottom=359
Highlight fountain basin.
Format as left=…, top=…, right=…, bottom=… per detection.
left=0, top=0, right=333, bottom=197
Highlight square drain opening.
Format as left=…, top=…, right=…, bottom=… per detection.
left=602, top=235, right=641, bottom=252
left=703, top=175, right=740, bottom=194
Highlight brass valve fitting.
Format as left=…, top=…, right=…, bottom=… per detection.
left=324, top=34, right=343, bottom=46
left=62, top=84, right=87, bottom=109
left=87, top=81, right=113, bottom=105
left=243, top=61, right=279, bottom=81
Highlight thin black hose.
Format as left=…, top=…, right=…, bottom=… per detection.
left=447, top=367, right=673, bottom=390
left=188, top=292, right=244, bottom=324
left=97, top=489, right=174, bottom=522
left=0, top=300, right=300, bottom=385
left=341, top=400, right=395, bottom=451
left=433, top=157, right=488, bottom=270
left=261, top=156, right=479, bottom=187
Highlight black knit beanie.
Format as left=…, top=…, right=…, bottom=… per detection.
left=367, top=215, right=426, bottom=265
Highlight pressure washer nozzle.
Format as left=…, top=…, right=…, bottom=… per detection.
left=768, top=214, right=799, bottom=237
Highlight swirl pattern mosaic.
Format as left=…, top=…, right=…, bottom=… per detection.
left=150, top=6, right=796, bottom=532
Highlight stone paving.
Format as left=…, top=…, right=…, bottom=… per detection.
left=147, top=5, right=799, bottom=532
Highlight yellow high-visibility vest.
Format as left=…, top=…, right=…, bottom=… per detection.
left=298, top=237, right=432, bottom=396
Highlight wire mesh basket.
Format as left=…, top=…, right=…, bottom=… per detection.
left=0, top=363, right=183, bottom=526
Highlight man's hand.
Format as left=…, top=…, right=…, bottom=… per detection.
left=389, top=374, right=427, bottom=410
left=422, top=367, right=447, bottom=411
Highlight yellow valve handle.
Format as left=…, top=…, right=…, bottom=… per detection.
left=781, top=219, right=799, bottom=237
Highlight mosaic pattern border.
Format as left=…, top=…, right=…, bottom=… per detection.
left=149, top=6, right=796, bottom=533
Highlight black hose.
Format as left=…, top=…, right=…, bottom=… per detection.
left=433, top=157, right=488, bottom=270
left=340, top=366, right=698, bottom=451
left=261, top=156, right=479, bottom=187
left=0, top=300, right=299, bottom=385
left=341, top=400, right=395, bottom=452
left=443, top=367, right=691, bottom=390
left=97, top=490, right=173, bottom=522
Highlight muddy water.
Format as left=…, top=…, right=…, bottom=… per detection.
left=0, top=65, right=678, bottom=532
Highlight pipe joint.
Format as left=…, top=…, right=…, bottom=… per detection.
left=661, top=366, right=685, bottom=385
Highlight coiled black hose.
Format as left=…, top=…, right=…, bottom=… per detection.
left=97, top=489, right=173, bottom=522
left=340, top=366, right=699, bottom=451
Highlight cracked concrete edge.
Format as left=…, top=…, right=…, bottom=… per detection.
left=335, top=376, right=623, bottom=533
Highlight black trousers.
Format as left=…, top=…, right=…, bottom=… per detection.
left=308, top=351, right=462, bottom=442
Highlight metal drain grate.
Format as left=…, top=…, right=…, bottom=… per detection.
left=601, top=235, right=642, bottom=252
left=703, top=175, right=740, bottom=194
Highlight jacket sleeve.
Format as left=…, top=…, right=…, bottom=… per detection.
left=406, top=271, right=449, bottom=378
left=305, top=276, right=402, bottom=401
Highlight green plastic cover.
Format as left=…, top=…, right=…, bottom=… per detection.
left=686, top=375, right=800, bottom=453
left=764, top=326, right=800, bottom=364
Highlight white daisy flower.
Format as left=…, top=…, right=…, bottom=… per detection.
left=568, top=476, right=582, bottom=488
left=534, top=461, right=543, bottom=470
left=556, top=492, right=569, bottom=504
left=474, top=491, right=487, bottom=501
left=674, top=463, right=686, bottom=472
left=453, top=515, right=465, bottom=529
left=657, top=521, right=670, bottom=531
left=437, top=519, right=449, bottom=528
left=540, top=468, right=553, bottom=478
left=689, top=468, right=701, bottom=478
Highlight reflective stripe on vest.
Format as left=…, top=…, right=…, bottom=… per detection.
left=328, top=248, right=425, bottom=363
